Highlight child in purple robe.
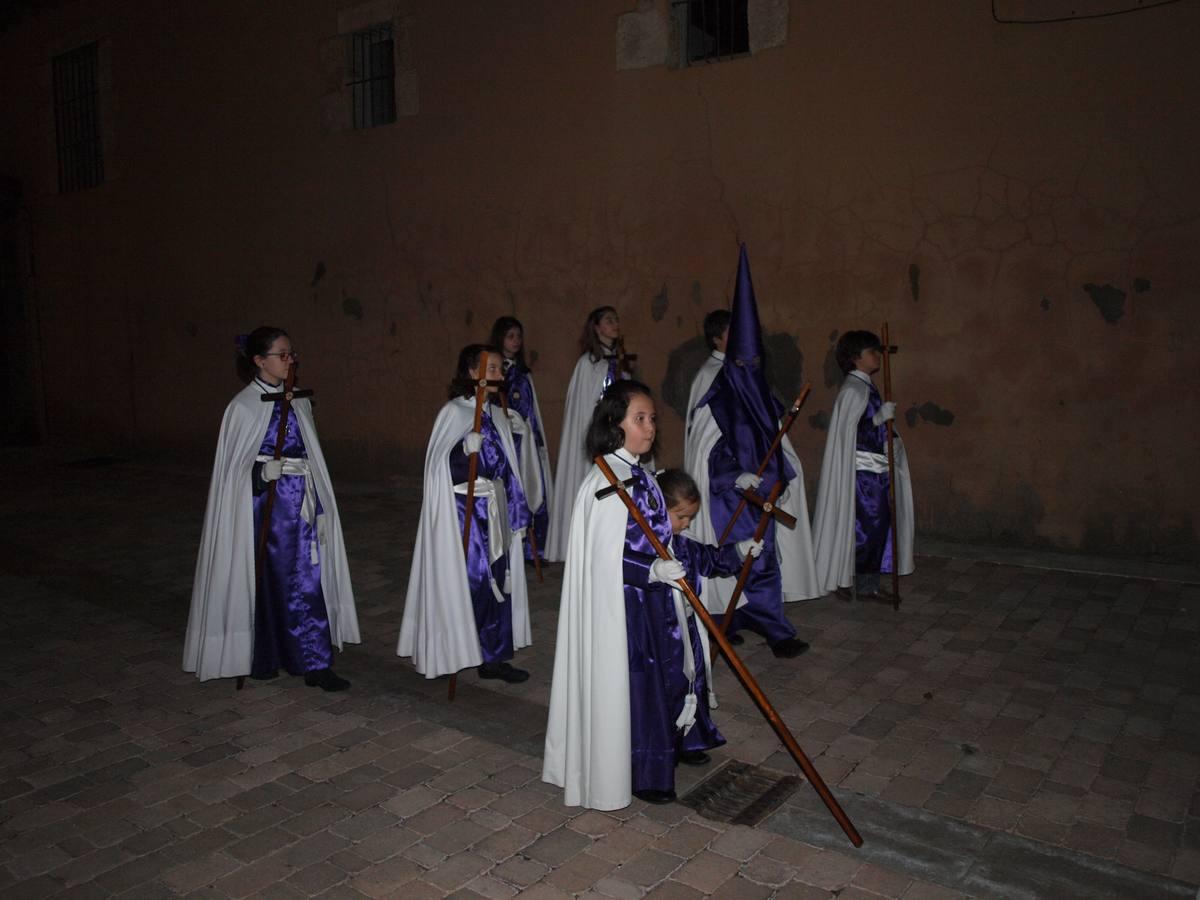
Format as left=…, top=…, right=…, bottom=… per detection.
left=657, top=468, right=763, bottom=766
left=543, top=382, right=757, bottom=809
left=184, top=326, right=360, bottom=690
left=489, top=316, right=553, bottom=565
left=398, top=345, right=533, bottom=683
left=811, top=330, right=915, bottom=597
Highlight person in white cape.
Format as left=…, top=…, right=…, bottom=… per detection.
left=398, top=344, right=535, bottom=683
left=545, top=381, right=744, bottom=809
left=183, top=327, right=359, bottom=690
left=682, top=309, right=730, bottom=476
left=544, top=306, right=630, bottom=561
left=489, top=316, right=554, bottom=566
left=811, top=330, right=914, bottom=597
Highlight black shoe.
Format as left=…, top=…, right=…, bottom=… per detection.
left=304, top=668, right=351, bottom=691
left=770, top=638, right=810, bottom=659
left=633, top=788, right=677, bottom=804
left=677, top=750, right=710, bottom=766
left=478, top=662, right=530, bottom=684
left=727, top=633, right=744, bottom=646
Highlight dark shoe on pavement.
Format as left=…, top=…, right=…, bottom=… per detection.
left=304, top=668, right=351, bottom=691
left=727, top=632, right=744, bottom=646
left=478, top=662, right=530, bottom=683
left=633, top=788, right=677, bottom=804
left=677, top=750, right=710, bottom=766
left=770, top=638, right=810, bottom=659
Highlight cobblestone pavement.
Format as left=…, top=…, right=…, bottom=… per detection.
left=1, top=448, right=1197, bottom=898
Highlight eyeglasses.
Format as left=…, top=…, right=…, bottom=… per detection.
left=262, top=350, right=299, bottom=361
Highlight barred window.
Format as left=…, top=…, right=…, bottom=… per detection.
left=348, top=23, right=396, bottom=129
left=673, top=0, right=749, bottom=65
left=52, top=42, right=104, bottom=192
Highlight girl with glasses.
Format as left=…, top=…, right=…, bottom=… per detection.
left=184, top=326, right=360, bottom=691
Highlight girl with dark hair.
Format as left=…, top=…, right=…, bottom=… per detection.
left=811, top=330, right=915, bottom=597
left=546, top=306, right=631, bottom=561
left=399, top=344, right=534, bottom=684
left=488, top=316, right=554, bottom=564
left=545, top=383, right=741, bottom=808
left=184, top=327, right=359, bottom=691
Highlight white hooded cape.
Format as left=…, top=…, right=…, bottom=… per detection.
left=398, top=398, right=531, bottom=677
left=545, top=354, right=611, bottom=561
left=683, top=405, right=822, bottom=609
left=543, top=454, right=635, bottom=811
left=811, top=372, right=915, bottom=593
left=682, top=351, right=724, bottom=475
left=183, top=381, right=360, bottom=681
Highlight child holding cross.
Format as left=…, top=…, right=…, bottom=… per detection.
left=399, top=344, right=533, bottom=683
left=543, top=383, right=759, bottom=809
left=811, top=330, right=915, bottom=598
left=184, top=326, right=359, bottom=690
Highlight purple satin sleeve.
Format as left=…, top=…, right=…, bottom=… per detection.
left=672, top=534, right=741, bottom=581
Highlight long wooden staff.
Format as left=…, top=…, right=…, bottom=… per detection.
left=239, top=362, right=299, bottom=691
left=594, top=456, right=863, bottom=848
left=717, top=384, right=812, bottom=546
left=449, top=351, right=491, bottom=702
left=497, top=389, right=542, bottom=583
left=714, top=481, right=783, bottom=655
left=880, top=323, right=900, bottom=610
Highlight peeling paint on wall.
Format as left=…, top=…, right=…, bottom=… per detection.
left=342, top=297, right=364, bottom=320
left=905, top=402, right=956, bottom=427
left=691, top=281, right=702, bottom=306
left=1040, top=297, right=1050, bottom=311
left=908, top=263, right=920, bottom=302
left=763, top=333, right=804, bottom=402
left=464, top=308, right=474, bottom=326
left=1133, top=277, right=1151, bottom=293
left=662, top=336, right=710, bottom=419
left=185, top=321, right=197, bottom=338
left=311, top=261, right=326, bottom=287
left=1082, top=282, right=1125, bottom=325
left=651, top=284, right=669, bottom=321
left=389, top=321, right=397, bottom=336
left=808, top=409, right=830, bottom=431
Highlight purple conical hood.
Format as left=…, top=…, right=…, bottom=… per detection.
left=726, top=244, right=765, bottom=366
left=696, top=244, right=795, bottom=488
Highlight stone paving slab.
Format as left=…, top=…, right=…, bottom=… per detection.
left=0, top=448, right=1197, bottom=898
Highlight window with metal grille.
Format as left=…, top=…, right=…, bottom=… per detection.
left=52, top=42, right=104, bottom=192
left=673, top=0, right=749, bottom=65
left=348, top=23, right=396, bottom=129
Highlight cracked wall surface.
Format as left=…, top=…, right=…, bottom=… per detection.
left=1, top=1, right=1197, bottom=562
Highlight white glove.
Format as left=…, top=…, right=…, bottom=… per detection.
left=734, top=472, right=762, bottom=492
left=649, top=558, right=686, bottom=585
left=507, top=412, right=527, bottom=435
left=871, top=401, right=896, bottom=427
left=737, top=539, right=764, bottom=560
left=262, top=459, right=284, bottom=482
left=463, top=432, right=484, bottom=455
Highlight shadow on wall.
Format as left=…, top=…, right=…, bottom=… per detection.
left=661, top=332, right=805, bottom=421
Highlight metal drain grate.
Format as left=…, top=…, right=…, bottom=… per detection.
left=680, top=760, right=802, bottom=826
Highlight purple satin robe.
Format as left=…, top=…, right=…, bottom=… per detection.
left=251, top=402, right=332, bottom=678
left=856, top=381, right=895, bottom=575
left=449, top=410, right=531, bottom=664
left=502, top=362, right=549, bottom=561
left=620, top=466, right=723, bottom=793
left=704, top=437, right=797, bottom=645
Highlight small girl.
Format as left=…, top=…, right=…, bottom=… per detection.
left=184, top=326, right=359, bottom=690
left=543, top=381, right=757, bottom=809
left=399, top=344, right=533, bottom=683
left=489, top=316, right=554, bottom=565
left=545, top=306, right=629, bottom=561
left=656, top=468, right=762, bottom=766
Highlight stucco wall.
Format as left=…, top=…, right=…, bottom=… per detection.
left=1, top=0, right=1196, bottom=562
